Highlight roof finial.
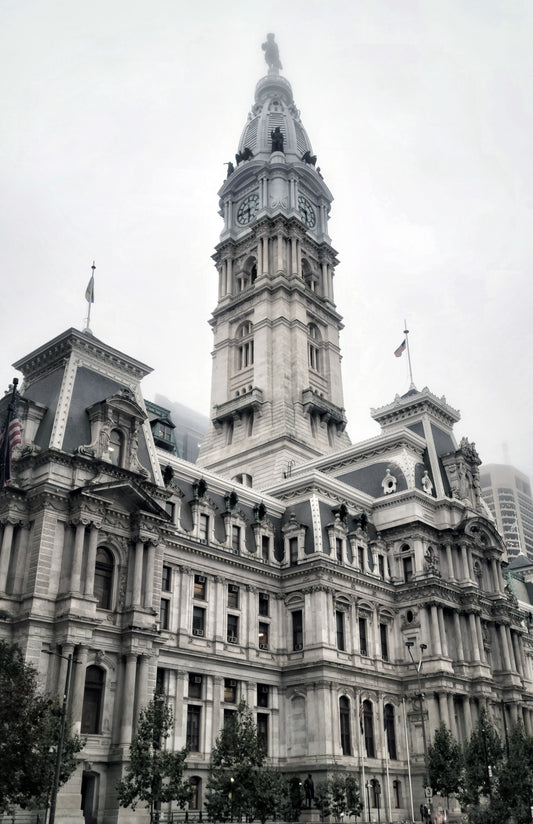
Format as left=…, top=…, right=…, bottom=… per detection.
left=262, top=33, right=282, bottom=73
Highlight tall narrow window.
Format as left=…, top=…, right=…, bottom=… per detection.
left=236, top=321, right=254, bottom=370
left=194, top=575, right=206, bottom=600
left=308, top=323, right=321, bottom=372
left=189, top=674, right=203, bottom=699
left=224, top=679, right=238, bottom=703
left=336, top=610, right=345, bottom=651
left=81, top=666, right=105, bottom=734
left=403, top=556, right=413, bottom=582
left=189, top=777, right=201, bottom=810
left=336, top=538, right=343, bottom=564
left=199, top=514, right=209, bottom=542
left=289, top=537, right=298, bottom=566
left=187, top=705, right=201, bottom=752
left=384, top=703, right=397, bottom=759
left=261, top=535, right=270, bottom=562
left=380, top=623, right=389, bottom=661
left=257, top=713, right=269, bottom=754
left=259, top=592, right=269, bottom=616
left=94, top=548, right=113, bottom=610
left=161, top=565, right=172, bottom=592
left=228, top=584, right=239, bottom=609
left=192, top=606, right=205, bottom=636
left=227, top=614, right=239, bottom=643
left=378, top=555, right=385, bottom=578
left=159, top=598, right=170, bottom=630
left=359, top=617, right=368, bottom=656
left=257, top=684, right=269, bottom=708
left=108, top=428, right=124, bottom=466
left=357, top=546, right=365, bottom=570
left=339, top=696, right=351, bottom=755
left=231, top=525, right=241, bottom=553
left=363, top=700, right=375, bottom=757
left=292, top=610, right=303, bottom=650
left=259, top=622, right=269, bottom=649
left=393, top=779, right=401, bottom=807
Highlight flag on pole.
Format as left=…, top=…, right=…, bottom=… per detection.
left=394, top=339, right=406, bottom=358
left=0, top=383, right=21, bottom=487
left=85, top=273, right=95, bottom=303
left=359, top=701, right=364, bottom=734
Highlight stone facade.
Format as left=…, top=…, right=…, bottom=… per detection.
left=1, top=39, right=533, bottom=824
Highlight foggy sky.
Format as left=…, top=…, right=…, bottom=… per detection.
left=1, top=0, right=532, bottom=479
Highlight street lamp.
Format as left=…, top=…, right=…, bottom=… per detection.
left=45, top=650, right=74, bottom=824
left=405, top=641, right=429, bottom=791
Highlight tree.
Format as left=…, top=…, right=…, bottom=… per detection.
left=461, top=708, right=503, bottom=808
left=0, top=641, right=83, bottom=813
left=117, top=691, right=190, bottom=824
left=427, top=722, right=463, bottom=805
left=491, top=723, right=533, bottom=824
left=313, top=774, right=363, bottom=822
left=205, top=700, right=278, bottom=823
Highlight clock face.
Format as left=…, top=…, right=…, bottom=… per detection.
left=237, top=193, right=259, bottom=225
left=298, top=195, right=316, bottom=228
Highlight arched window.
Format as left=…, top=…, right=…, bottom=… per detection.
left=308, top=323, right=321, bottom=372
left=370, top=779, right=381, bottom=809
left=384, top=703, right=397, bottom=759
left=393, top=779, right=401, bottom=808
left=363, top=699, right=375, bottom=757
left=108, top=428, right=124, bottom=466
left=81, top=666, right=105, bottom=734
left=189, top=776, right=202, bottom=810
left=236, top=322, right=254, bottom=370
left=339, top=696, right=351, bottom=755
left=94, top=547, right=114, bottom=610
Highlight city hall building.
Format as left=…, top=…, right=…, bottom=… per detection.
left=1, top=38, right=531, bottom=824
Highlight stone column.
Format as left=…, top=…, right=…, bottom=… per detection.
left=453, top=611, right=465, bottom=661
left=262, top=236, right=269, bottom=273
left=321, top=262, right=329, bottom=299
left=120, top=653, right=138, bottom=745
left=430, top=605, right=443, bottom=656
left=135, top=655, right=150, bottom=728
left=461, top=543, right=471, bottom=581
left=84, top=524, right=99, bottom=596
left=506, top=626, right=518, bottom=672
left=447, top=693, right=458, bottom=738
left=438, top=608, right=449, bottom=657
left=499, top=624, right=512, bottom=671
left=70, top=521, right=86, bottom=593
left=70, top=645, right=88, bottom=734
left=475, top=615, right=487, bottom=663
left=0, top=521, right=14, bottom=592
left=257, top=238, right=263, bottom=277
left=512, top=631, right=526, bottom=676
left=467, top=613, right=480, bottom=662
left=132, top=540, right=144, bottom=606
left=445, top=543, right=455, bottom=580
left=464, top=696, right=473, bottom=738
left=419, top=604, right=431, bottom=647
left=438, top=692, right=449, bottom=727
left=144, top=542, right=156, bottom=609
left=58, top=642, right=75, bottom=701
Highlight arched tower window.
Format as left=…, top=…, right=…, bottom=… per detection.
left=339, top=696, right=352, bottom=755
left=384, top=703, right=397, bottom=759
left=363, top=699, right=375, bottom=757
left=108, top=428, right=124, bottom=466
left=308, top=323, right=321, bottom=372
left=81, top=665, right=105, bottom=734
left=94, top=547, right=114, bottom=610
left=236, top=322, right=254, bottom=370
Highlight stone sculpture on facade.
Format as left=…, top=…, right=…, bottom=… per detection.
left=262, top=33, right=282, bottom=71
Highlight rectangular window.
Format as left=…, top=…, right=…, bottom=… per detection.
left=224, top=679, right=238, bottom=703
left=257, top=712, right=269, bottom=754
left=259, top=622, right=269, bottom=649
left=227, top=614, right=239, bottom=643
left=359, top=617, right=368, bottom=656
left=358, top=546, right=365, bottom=571
left=224, top=708, right=236, bottom=727
left=165, top=501, right=175, bottom=520
left=257, top=684, right=269, bottom=708
left=261, top=535, right=270, bottom=562
left=292, top=610, right=303, bottom=650
left=194, top=575, right=206, bottom=600
left=259, top=592, right=270, bottom=617
left=192, top=606, right=205, bottom=636
left=199, top=513, right=209, bottom=542
left=186, top=705, right=201, bottom=752
left=156, top=667, right=167, bottom=695
left=228, top=584, right=239, bottom=609
left=232, top=525, right=241, bottom=553
left=380, top=623, right=389, bottom=661
left=403, top=556, right=413, bottom=582
left=336, top=537, right=343, bottom=563
left=159, top=598, right=170, bottom=630
left=188, top=674, right=203, bottom=699
left=289, top=537, right=298, bottom=566
left=162, top=565, right=172, bottom=592
left=336, top=610, right=345, bottom=651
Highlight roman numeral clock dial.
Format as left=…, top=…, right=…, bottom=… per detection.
left=298, top=195, right=316, bottom=228
left=236, top=193, right=259, bottom=225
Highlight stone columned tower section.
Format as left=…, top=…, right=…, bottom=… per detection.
left=198, top=38, right=350, bottom=489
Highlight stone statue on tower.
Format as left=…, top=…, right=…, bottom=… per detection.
left=262, top=33, right=282, bottom=71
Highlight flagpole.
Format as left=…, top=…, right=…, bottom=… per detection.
left=359, top=696, right=367, bottom=823
left=383, top=699, right=392, bottom=823
left=403, top=697, right=415, bottom=824
left=84, top=261, right=95, bottom=333
left=403, top=319, right=415, bottom=390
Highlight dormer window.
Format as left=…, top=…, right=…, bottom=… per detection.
left=108, top=429, right=124, bottom=466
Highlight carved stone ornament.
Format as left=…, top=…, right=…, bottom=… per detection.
left=381, top=467, right=397, bottom=495
left=422, top=470, right=433, bottom=496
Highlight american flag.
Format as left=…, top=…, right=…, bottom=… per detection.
left=394, top=339, right=406, bottom=358
left=0, top=392, right=22, bottom=487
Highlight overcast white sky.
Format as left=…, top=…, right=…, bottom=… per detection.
left=1, top=0, right=532, bottom=480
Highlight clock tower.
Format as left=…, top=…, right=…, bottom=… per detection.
left=197, top=36, right=351, bottom=488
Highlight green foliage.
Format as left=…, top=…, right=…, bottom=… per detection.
left=491, top=723, right=533, bottom=824
left=205, top=700, right=281, bottom=823
left=277, top=775, right=304, bottom=822
left=0, top=641, right=83, bottom=812
left=427, top=722, right=463, bottom=801
left=313, top=774, right=362, bottom=822
left=461, top=708, right=503, bottom=808
left=117, top=692, right=190, bottom=823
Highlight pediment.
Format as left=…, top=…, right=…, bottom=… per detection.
left=87, top=388, right=147, bottom=424
left=78, top=479, right=168, bottom=518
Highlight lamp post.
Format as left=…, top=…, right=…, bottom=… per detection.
left=46, top=650, right=74, bottom=824
left=405, top=641, right=429, bottom=791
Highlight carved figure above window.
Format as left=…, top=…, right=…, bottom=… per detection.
left=382, top=467, right=397, bottom=495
